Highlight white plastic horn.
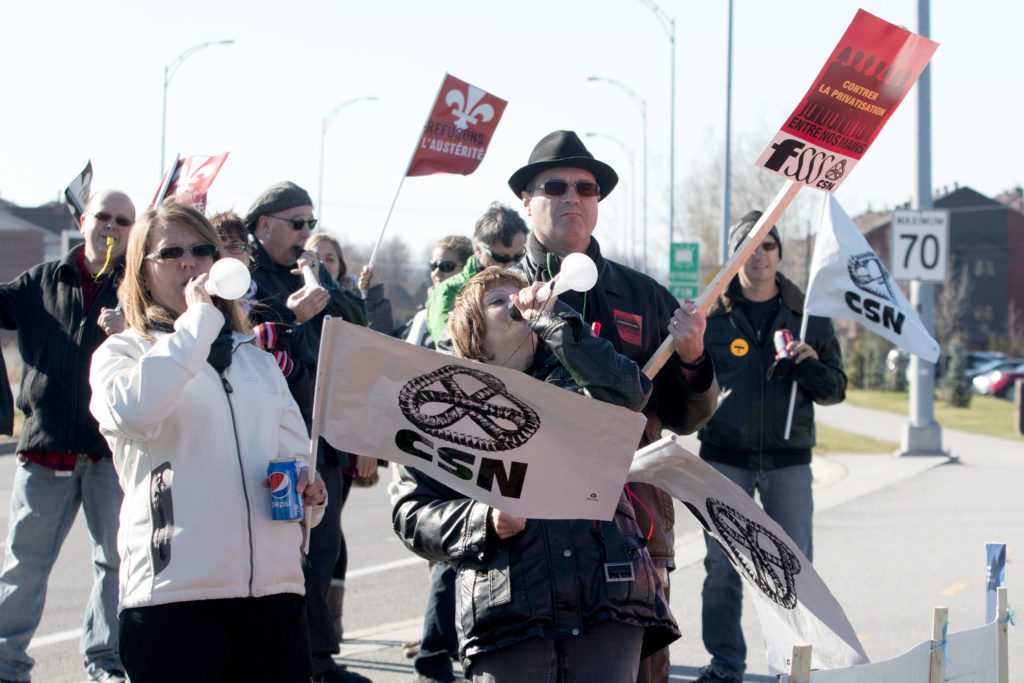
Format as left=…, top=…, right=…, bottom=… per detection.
left=536, top=252, right=598, bottom=302
left=205, top=258, right=252, bottom=301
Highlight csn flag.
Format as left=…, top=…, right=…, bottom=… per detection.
left=407, top=73, right=507, bottom=177
left=805, top=196, right=940, bottom=362
left=311, top=319, right=645, bottom=521
left=150, top=152, right=230, bottom=212
left=629, top=436, right=869, bottom=675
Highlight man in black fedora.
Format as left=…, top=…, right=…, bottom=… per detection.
left=510, top=130, right=719, bottom=682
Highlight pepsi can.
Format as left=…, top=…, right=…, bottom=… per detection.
left=267, top=457, right=303, bottom=522
left=773, top=329, right=795, bottom=359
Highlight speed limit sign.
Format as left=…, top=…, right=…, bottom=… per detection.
left=891, top=209, right=949, bottom=282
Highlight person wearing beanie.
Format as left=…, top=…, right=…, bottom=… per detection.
left=694, top=211, right=847, bottom=683
left=245, top=181, right=370, bottom=683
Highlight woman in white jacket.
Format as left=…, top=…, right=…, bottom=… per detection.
left=89, top=202, right=326, bottom=683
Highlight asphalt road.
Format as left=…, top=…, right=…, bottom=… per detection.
left=2, top=401, right=1021, bottom=682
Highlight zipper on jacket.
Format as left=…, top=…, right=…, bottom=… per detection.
left=220, top=372, right=256, bottom=596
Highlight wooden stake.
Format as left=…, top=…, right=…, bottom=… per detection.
left=642, top=180, right=802, bottom=380
left=302, top=315, right=338, bottom=553
left=929, top=606, right=948, bottom=683
left=998, top=587, right=1009, bottom=683
left=788, top=643, right=813, bottom=683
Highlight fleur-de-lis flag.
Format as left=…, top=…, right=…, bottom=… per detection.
left=407, top=73, right=507, bottom=177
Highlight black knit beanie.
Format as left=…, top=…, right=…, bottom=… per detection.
left=244, top=181, right=313, bottom=232
left=728, top=210, right=782, bottom=259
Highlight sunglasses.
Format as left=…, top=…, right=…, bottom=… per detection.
left=483, top=245, right=525, bottom=264
left=271, top=214, right=318, bottom=231
left=144, top=243, right=220, bottom=261
left=93, top=211, right=134, bottom=227
left=222, top=241, right=250, bottom=255
left=530, top=180, right=601, bottom=198
left=429, top=260, right=457, bottom=273
left=758, top=241, right=779, bottom=252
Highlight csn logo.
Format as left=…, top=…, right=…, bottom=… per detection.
left=762, top=139, right=845, bottom=190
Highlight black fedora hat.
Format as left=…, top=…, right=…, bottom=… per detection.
left=508, top=130, right=618, bottom=201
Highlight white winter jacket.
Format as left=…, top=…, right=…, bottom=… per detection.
left=90, top=303, right=320, bottom=612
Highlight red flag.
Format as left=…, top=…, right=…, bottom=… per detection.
left=407, top=74, right=506, bottom=177
left=150, top=152, right=230, bottom=212
left=755, top=10, right=938, bottom=192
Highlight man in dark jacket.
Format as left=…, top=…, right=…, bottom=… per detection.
left=694, top=211, right=847, bottom=683
left=0, top=189, right=135, bottom=683
left=509, top=130, right=718, bottom=682
left=244, top=181, right=369, bottom=683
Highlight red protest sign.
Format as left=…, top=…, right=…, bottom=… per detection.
left=150, top=152, right=230, bottom=212
left=756, top=10, right=938, bottom=192
left=407, top=74, right=507, bottom=177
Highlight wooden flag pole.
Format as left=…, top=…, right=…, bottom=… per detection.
left=928, top=606, right=948, bottom=683
left=302, top=316, right=338, bottom=554
left=642, top=180, right=802, bottom=380
left=787, top=643, right=812, bottom=683
left=153, top=154, right=180, bottom=207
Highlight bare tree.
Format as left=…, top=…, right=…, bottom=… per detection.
left=934, top=260, right=974, bottom=344
left=1005, top=301, right=1024, bottom=357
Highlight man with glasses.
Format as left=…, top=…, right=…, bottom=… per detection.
left=425, top=202, right=528, bottom=345
left=245, top=181, right=370, bottom=683
left=509, top=131, right=718, bottom=683
left=0, top=189, right=136, bottom=683
left=694, top=211, right=846, bottom=683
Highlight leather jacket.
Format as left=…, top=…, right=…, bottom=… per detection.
left=392, top=304, right=679, bottom=664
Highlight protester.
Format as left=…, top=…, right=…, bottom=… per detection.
left=693, top=211, right=847, bottom=683
left=425, top=202, right=528, bottom=344
left=245, top=181, right=369, bottom=683
left=305, top=231, right=383, bottom=642
left=306, top=233, right=394, bottom=335
left=0, top=189, right=135, bottom=683
left=403, top=235, right=473, bottom=349
left=393, top=266, right=678, bottom=682
left=509, top=130, right=717, bottom=681
left=87, top=202, right=326, bottom=682
left=209, top=211, right=257, bottom=314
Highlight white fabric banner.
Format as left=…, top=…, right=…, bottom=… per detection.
left=313, top=320, right=646, bottom=521
left=628, top=435, right=869, bottom=675
left=805, top=196, right=940, bottom=362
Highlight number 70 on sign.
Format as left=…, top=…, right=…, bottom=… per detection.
left=890, top=209, right=949, bottom=282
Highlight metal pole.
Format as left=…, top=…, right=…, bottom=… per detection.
left=317, top=96, right=378, bottom=223
left=160, top=39, right=234, bottom=174
left=641, top=101, right=649, bottom=272
left=900, top=0, right=943, bottom=456
left=669, top=17, right=676, bottom=248
left=722, top=0, right=734, bottom=263
left=585, top=133, right=635, bottom=265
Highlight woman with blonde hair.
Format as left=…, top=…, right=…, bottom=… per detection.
left=90, top=202, right=326, bottom=682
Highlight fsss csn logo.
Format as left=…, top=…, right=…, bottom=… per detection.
left=762, top=139, right=846, bottom=191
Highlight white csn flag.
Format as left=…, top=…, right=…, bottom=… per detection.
left=311, top=319, right=646, bottom=521
left=805, top=196, right=940, bottom=362
left=628, top=436, right=869, bottom=675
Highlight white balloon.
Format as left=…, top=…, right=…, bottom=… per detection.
left=205, top=258, right=252, bottom=300
left=537, top=253, right=599, bottom=302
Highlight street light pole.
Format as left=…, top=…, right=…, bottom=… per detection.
left=585, top=133, right=637, bottom=268
left=722, top=0, right=735, bottom=263
left=636, top=0, right=676, bottom=256
left=161, top=39, right=234, bottom=174
left=587, top=76, right=648, bottom=272
left=318, top=96, right=378, bottom=220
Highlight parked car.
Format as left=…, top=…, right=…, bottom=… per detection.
left=973, top=362, right=1024, bottom=399
left=967, top=358, right=1023, bottom=384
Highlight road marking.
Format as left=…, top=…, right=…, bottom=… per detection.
left=27, top=555, right=428, bottom=649
left=940, top=581, right=968, bottom=596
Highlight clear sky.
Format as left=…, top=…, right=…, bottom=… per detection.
left=2, top=1, right=1019, bottom=265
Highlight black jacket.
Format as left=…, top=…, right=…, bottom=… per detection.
left=698, top=273, right=846, bottom=470
left=392, top=304, right=678, bottom=664
left=0, top=246, right=121, bottom=455
left=248, top=239, right=367, bottom=424
left=518, top=234, right=718, bottom=565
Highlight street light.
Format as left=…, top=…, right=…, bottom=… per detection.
left=585, top=133, right=637, bottom=268
left=587, top=76, right=649, bottom=272
left=318, top=96, right=379, bottom=221
left=161, top=39, right=234, bottom=173
left=722, top=0, right=735, bottom=263
left=636, top=0, right=676, bottom=254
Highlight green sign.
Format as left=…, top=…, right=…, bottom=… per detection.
left=668, top=241, right=699, bottom=299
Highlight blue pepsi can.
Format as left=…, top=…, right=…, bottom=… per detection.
left=267, top=457, right=303, bottom=522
